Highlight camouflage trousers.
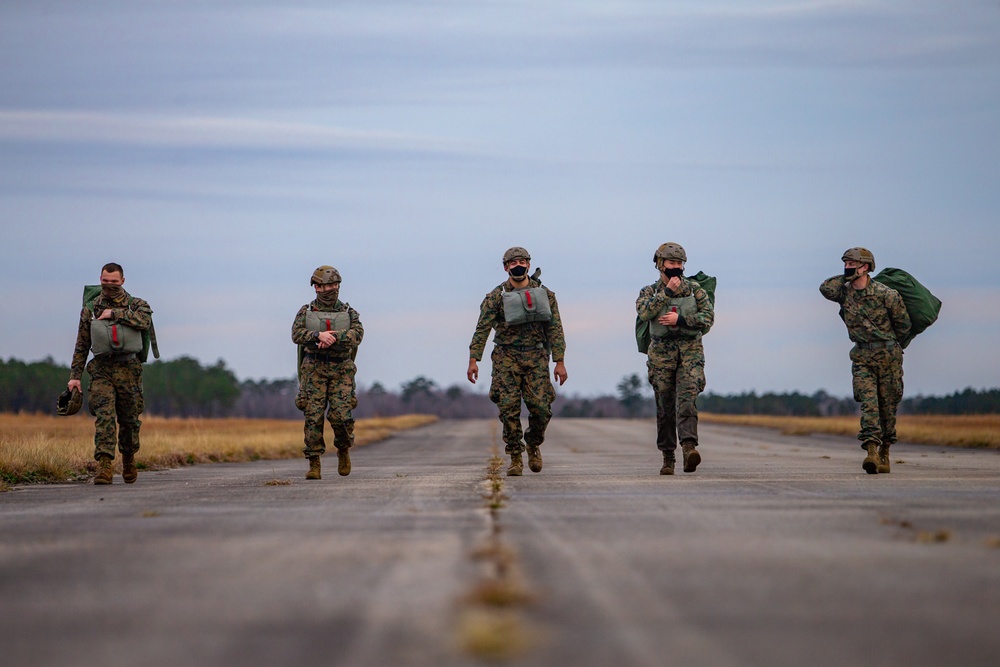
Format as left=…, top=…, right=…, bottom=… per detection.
left=646, top=337, right=706, bottom=454
left=850, top=344, right=903, bottom=449
left=300, top=357, right=357, bottom=457
left=489, top=346, right=555, bottom=455
left=86, top=356, right=144, bottom=461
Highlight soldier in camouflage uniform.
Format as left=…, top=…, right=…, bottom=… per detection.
left=467, top=247, right=568, bottom=476
left=821, top=247, right=911, bottom=474
left=636, top=243, right=714, bottom=475
left=292, top=265, right=364, bottom=479
left=68, top=262, right=152, bottom=485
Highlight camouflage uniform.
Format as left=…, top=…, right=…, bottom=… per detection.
left=820, top=276, right=911, bottom=449
left=291, top=299, right=363, bottom=457
left=636, top=278, right=714, bottom=456
left=469, top=278, right=566, bottom=455
left=71, top=292, right=152, bottom=461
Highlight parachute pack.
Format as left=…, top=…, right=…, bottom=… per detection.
left=871, top=268, right=941, bottom=349
left=296, top=307, right=358, bottom=380
left=83, top=285, right=159, bottom=362
left=636, top=271, right=717, bottom=354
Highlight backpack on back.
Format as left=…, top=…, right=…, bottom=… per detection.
left=871, top=268, right=942, bottom=349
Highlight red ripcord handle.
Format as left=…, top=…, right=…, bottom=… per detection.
left=525, top=291, right=533, bottom=308
left=325, top=319, right=331, bottom=331
left=112, top=325, right=119, bottom=345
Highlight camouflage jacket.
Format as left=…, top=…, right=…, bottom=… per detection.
left=820, top=276, right=911, bottom=344
left=636, top=277, right=714, bottom=336
left=70, top=291, right=152, bottom=380
left=469, top=279, right=566, bottom=362
left=291, top=299, right=364, bottom=354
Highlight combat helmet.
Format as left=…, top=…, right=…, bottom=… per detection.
left=841, top=247, right=875, bottom=272
left=654, top=242, right=687, bottom=267
left=502, top=246, right=531, bottom=265
left=310, top=265, right=342, bottom=286
left=56, top=387, right=83, bottom=416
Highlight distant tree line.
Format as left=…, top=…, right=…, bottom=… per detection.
left=697, top=390, right=859, bottom=417
left=0, top=356, right=243, bottom=418
left=0, top=357, right=67, bottom=414
left=901, top=388, right=1000, bottom=415
left=2, top=357, right=999, bottom=418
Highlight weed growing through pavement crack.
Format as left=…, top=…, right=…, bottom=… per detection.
left=916, top=529, right=952, bottom=544
left=457, top=424, right=540, bottom=661
left=882, top=515, right=956, bottom=544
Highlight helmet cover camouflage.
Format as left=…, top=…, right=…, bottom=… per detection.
left=310, top=265, right=342, bottom=286
left=56, top=387, right=83, bottom=416
left=841, top=247, right=875, bottom=272
left=654, top=242, right=687, bottom=266
left=502, top=246, right=531, bottom=265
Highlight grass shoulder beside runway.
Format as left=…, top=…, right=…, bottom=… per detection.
left=0, top=413, right=437, bottom=487
left=701, top=413, right=1000, bottom=449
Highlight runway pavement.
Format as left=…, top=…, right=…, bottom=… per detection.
left=1, top=418, right=998, bottom=667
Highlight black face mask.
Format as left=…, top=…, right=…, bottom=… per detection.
left=662, top=267, right=683, bottom=278
left=509, top=265, right=528, bottom=279
left=844, top=267, right=857, bottom=279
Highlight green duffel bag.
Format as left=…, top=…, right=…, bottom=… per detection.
left=872, top=268, right=942, bottom=349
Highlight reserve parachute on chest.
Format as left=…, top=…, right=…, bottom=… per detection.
left=635, top=271, right=716, bottom=354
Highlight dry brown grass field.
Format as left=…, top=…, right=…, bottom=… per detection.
left=701, top=413, right=1000, bottom=449
left=0, top=413, right=437, bottom=487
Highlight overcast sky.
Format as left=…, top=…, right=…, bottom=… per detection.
left=2, top=0, right=998, bottom=398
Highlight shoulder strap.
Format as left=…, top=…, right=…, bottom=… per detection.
left=148, top=318, right=160, bottom=359
left=127, top=296, right=159, bottom=360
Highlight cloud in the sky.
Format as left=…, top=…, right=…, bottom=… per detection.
left=1, top=1, right=998, bottom=396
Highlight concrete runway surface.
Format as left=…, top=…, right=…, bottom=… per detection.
left=1, top=419, right=999, bottom=667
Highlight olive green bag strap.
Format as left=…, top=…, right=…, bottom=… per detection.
left=147, top=317, right=160, bottom=360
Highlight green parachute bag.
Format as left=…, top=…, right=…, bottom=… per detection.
left=871, top=268, right=941, bottom=349
left=83, top=285, right=159, bottom=362
left=636, top=271, right=717, bottom=354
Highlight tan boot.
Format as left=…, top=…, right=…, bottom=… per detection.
left=682, top=443, right=701, bottom=473
left=659, top=452, right=675, bottom=476
left=306, top=455, right=322, bottom=480
left=526, top=445, right=543, bottom=473
left=122, top=451, right=138, bottom=484
left=507, top=453, right=523, bottom=477
left=337, top=449, right=351, bottom=476
left=877, top=445, right=891, bottom=474
left=94, top=456, right=114, bottom=485
left=863, top=442, right=879, bottom=475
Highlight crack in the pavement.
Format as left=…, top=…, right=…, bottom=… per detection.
left=456, top=422, right=539, bottom=661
